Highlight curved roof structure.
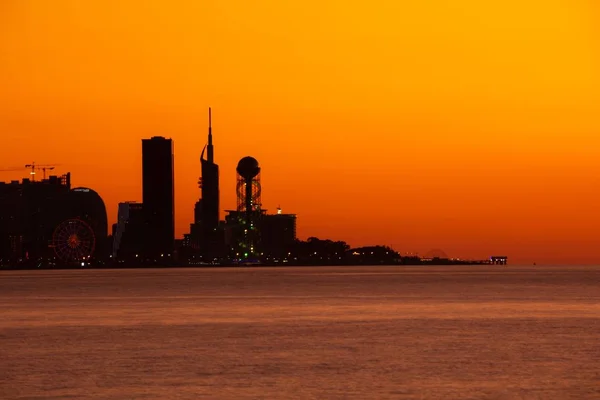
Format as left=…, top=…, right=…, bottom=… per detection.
left=68, top=187, right=108, bottom=239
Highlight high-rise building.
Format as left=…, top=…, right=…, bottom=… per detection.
left=190, top=108, right=221, bottom=258
left=142, top=136, right=174, bottom=258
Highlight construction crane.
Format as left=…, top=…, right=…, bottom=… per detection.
left=0, top=167, right=25, bottom=174
left=0, top=167, right=23, bottom=172
left=24, top=162, right=57, bottom=181
left=0, top=167, right=27, bottom=183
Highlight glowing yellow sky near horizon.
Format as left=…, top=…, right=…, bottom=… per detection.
left=1, top=0, right=599, bottom=264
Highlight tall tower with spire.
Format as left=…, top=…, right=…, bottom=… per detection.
left=190, top=107, right=221, bottom=257
left=207, top=107, right=214, bottom=163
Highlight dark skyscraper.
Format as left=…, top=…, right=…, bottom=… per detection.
left=190, top=108, right=220, bottom=257
left=200, top=108, right=220, bottom=231
left=142, top=136, right=174, bottom=258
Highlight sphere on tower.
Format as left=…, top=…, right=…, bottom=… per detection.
left=236, top=156, right=260, bottom=180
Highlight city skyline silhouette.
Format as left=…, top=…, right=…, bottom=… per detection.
left=2, top=4, right=600, bottom=400
left=1, top=1, right=599, bottom=265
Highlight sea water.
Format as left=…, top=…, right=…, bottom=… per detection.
left=1, top=266, right=599, bottom=399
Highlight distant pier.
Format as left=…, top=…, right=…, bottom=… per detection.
left=490, top=256, right=508, bottom=265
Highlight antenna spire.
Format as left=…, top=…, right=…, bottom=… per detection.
left=207, top=107, right=214, bottom=163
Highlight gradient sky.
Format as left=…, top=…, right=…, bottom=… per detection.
left=1, top=0, right=599, bottom=264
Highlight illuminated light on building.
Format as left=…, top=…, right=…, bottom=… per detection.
left=490, top=256, right=508, bottom=265
left=233, top=156, right=262, bottom=260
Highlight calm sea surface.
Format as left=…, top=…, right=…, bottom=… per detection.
left=1, top=266, right=599, bottom=399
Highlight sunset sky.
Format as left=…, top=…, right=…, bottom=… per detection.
left=1, top=0, right=599, bottom=264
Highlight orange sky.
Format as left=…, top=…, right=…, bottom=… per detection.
left=1, top=0, right=599, bottom=265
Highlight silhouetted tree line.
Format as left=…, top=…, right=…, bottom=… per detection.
left=268, top=237, right=403, bottom=266
left=286, top=237, right=350, bottom=265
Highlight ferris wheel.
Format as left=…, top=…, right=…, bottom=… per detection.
left=52, top=218, right=96, bottom=262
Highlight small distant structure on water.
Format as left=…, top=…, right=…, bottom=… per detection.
left=490, top=256, right=508, bottom=265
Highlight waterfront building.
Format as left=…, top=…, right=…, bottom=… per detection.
left=142, top=136, right=175, bottom=258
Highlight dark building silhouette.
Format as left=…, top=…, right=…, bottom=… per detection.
left=0, top=175, right=70, bottom=263
left=69, top=187, right=109, bottom=258
left=223, top=210, right=245, bottom=258
left=0, top=174, right=108, bottom=266
left=189, top=108, right=221, bottom=258
left=261, top=208, right=297, bottom=259
left=112, top=202, right=145, bottom=261
left=222, top=158, right=296, bottom=263
left=142, top=136, right=174, bottom=258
